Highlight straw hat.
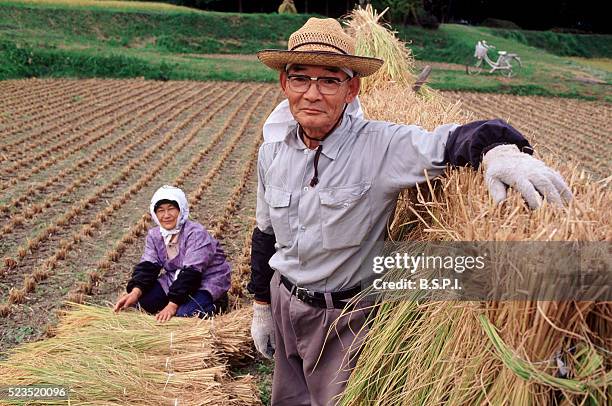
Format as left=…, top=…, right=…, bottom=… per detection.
left=257, top=18, right=384, bottom=77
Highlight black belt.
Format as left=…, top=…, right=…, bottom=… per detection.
left=280, top=275, right=361, bottom=309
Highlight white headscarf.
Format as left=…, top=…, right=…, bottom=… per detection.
left=149, top=185, right=189, bottom=244
left=262, top=97, right=364, bottom=142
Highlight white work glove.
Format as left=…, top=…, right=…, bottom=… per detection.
left=483, top=144, right=573, bottom=209
left=251, top=302, right=275, bottom=359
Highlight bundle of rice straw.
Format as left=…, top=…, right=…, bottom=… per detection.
left=277, top=0, right=297, bottom=14
left=337, top=6, right=611, bottom=406
left=0, top=303, right=260, bottom=405
left=344, top=5, right=417, bottom=94
left=341, top=168, right=611, bottom=405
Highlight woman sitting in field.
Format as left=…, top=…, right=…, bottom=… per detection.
left=113, top=185, right=231, bottom=322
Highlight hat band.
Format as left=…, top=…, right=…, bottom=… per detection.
left=290, top=42, right=348, bottom=55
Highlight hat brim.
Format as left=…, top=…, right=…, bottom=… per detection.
left=257, top=50, right=384, bottom=77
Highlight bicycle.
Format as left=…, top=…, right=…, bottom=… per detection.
left=465, top=40, right=522, bottom=77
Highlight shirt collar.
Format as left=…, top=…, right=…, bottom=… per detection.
left=284, top=123, right=305, bottom=150
left=282, top=111, right=352, bottom=161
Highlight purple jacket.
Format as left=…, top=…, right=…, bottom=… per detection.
left=140, top=220, right=231, bottom=301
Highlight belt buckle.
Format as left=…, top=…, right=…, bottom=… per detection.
left=294, top=286, right=310, bottom=302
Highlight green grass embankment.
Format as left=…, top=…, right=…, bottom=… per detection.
left=1, top=1, right=309, bottom=54
left=487, top=29, right=612, bottom=58
left=397, top=24, right=611, bottom=100
left=397, top=24, right=612, bottom=61
left=0, top=0, right=307, bottom=82
left=0, top=0, right=610, bottom=100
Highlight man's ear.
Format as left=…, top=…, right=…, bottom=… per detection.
left=345, top=77, right=361, bottom=103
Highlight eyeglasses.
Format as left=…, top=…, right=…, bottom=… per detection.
left=286, top=74, right=351, bottom=95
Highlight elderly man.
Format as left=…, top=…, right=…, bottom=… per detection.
left=247, top=18, right=571, bottom=406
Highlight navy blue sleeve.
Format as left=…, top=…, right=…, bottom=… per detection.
left=444, top=119, right=533, bottom=169
left=247, top=227, right=277, bottom=303
left=127, top=261, right=161, bottom=294
left=167, top=267, right=202, bottom=305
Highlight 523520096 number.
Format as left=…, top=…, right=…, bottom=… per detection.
left=0, top=385, right=69, bottom=400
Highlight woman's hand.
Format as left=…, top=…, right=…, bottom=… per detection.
left=113, top=288, right=142, bottom=312
left=156, top=302, right=178, bottom=323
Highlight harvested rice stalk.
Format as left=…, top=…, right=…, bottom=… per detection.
left=341, top=163, right=611, bottom=405
left=226, top=375, right=263, bottom=405
left=211, top=307, right=256, bottom=363
left=57, top=303, right=253, bottom=362
left=0, top=303, right=259, bottom=405
left=480, top=314, right=611, bottom=394
left=359, top=82, right=470, bottom=127
left=343, top=300, right=611, bottom=405
left=359, top=83, right=472, bottom=241
left=339, top=7, right=610, bottom=405
left=344, top=5, right=416, bottom=94
left=278, top=0, right=297, bottom=14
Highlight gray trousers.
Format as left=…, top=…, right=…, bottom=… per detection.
left=269, top=271, right=371, bottom=406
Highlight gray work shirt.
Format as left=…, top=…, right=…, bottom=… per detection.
left=256, top=112, right=458, bottom=292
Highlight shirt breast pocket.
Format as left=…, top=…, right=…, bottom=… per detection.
left=319, top=182, right=372, bottom=250
left=264, top=185, right=293, bottom=247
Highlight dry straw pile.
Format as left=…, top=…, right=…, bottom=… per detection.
left=339, top=5, right=611, bottom=406
left=344, top=5, right=417, bottom=94
left=0, top=303, right=259, bottom=405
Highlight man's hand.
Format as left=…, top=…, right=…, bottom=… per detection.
left=156, top=302, right=178, bottom=323
left=251, top=301, right=275, bottom=359
left=113, top=288, right=142, bottom=312
left=483, top=144, right=572, bottom=209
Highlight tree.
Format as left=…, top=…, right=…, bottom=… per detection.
left=371, top=0, right=438, bottom=28
left=371, top=0, right=418, bottom=24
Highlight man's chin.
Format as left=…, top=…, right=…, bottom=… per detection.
left=296, top=115, right=327, bottom=130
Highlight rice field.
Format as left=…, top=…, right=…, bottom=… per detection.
left=0, top=79, right=610, bottom=352
left=0, top=78, right=282, bottom=352
left=445, top=91, right=611, bottom=178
